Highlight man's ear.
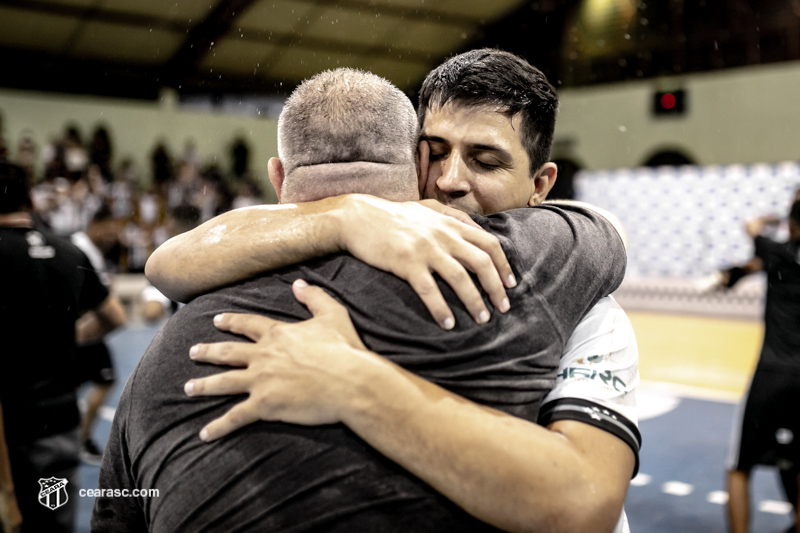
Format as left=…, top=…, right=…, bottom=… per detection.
left=527, top=162, right=558, bottom=207
left=268, top=157, right=285, bottom=203
left=417, top=140, right=430, bottom=198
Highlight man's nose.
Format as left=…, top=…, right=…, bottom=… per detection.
left=436, top=154, right=470, bottom=197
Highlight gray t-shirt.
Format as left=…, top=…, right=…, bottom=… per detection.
left=93, top=204, right=626, bottom=533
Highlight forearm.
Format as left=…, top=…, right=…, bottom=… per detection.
left=76, top=296, right=127, bottom=344
left=0, top=401, right=22, bottom=533
left=0, top=402, right=14, bottom=494
left=339, top=352, right=631, bottom=533
left=145, top=197, right=347, bottom=302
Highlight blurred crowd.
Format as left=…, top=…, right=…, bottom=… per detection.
left=0, top=121, right=267, bottom=273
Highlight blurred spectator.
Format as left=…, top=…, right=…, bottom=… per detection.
left=108, top=159, right=137, bottom=221
left=14, top=131, right=36, bottom=182
left=181, top=139, right=199, bottom=169
left=70, top=206, right=127, bottom=465
left=231, top=178, right=263, bottom=210
left=230, top=136, right=250, bottom=179
left=194, top=164, right=233, bottom=222
left=13, top=121, right=267, bottom=274
left=63, top=125, right=88, bottom=181
left=151, top=141, right=173, bottom=191
left=166, top=159, right=201, bottom=210
left=89, top=126, right=113, bottom=181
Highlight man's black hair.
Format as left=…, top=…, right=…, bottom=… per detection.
left=418, top=48, right=559, bottom=176
left=0, top=161, right=32, bottom=214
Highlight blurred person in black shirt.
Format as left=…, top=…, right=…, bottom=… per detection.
left=0, top=162, right=126, bottom=532
left=727, top=198, right=800, bottom=533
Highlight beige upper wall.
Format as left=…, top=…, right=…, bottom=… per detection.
left=554, top=60, right=800, bottom=170
left=3, top=59, right=799, bottom=182
left=0, top=88, right=279, bottom=202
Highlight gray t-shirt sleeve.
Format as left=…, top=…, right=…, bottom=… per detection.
left=478, top=203, right=627, bottom=344
left=91, top=376, right=148, bottom=533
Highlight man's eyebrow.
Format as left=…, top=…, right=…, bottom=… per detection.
left=420, top=135, right=513, bottom=161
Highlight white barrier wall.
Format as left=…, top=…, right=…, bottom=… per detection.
left=576, top=162, right=800, bottom=278
left=555, top=61, right=800, bottom=169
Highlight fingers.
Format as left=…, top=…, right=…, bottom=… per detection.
left=429, top=256, right=494, bottom=325
left=213, top=312, right=282, bottom=341
left=291, top=279, right=343, bottom=317
left=198, top=400, right=262, bottom=442
left=406, top=272, right=456, bottom=330
left=407, top=261, right=496, bottom=328
left=185, top=369, right=249, bottom=397
left=426, top=226, right=515, bottom=317
left=189, top=342, right=254, bottom=367
left=461, top=228, right=517, bottom=290
left=292, top=280, right=367, bottom=349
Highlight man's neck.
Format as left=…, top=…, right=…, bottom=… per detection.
left=0, top=211, right=33, bottom=228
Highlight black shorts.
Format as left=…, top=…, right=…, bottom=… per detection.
left=730, top=366, right=800, bottom=472
left=74, top=341, right=116, bottom=385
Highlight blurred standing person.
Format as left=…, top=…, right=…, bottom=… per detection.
left=14, top=132, right=36, bottom=183
left=728, top=198, right=800, bottom=533
left=70, top=205, right=127, bottom=464
left=62, top=126, right=87, bottom=182
left=150, top=141, right=173, bottom=196
left=89, top=126, right=113, bottom=181
left=0, top=162, right=126, bottom=532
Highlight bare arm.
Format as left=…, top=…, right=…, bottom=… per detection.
left=0, top=401, right=22, bottom=533
left=187, top=282, right=634, bottom=533
left=745, top=214, right=781, bottom=239
left=146, top=194, right=515, bottom=329
left=75, top=295, right=127, bottom=344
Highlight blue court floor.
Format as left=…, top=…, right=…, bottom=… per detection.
left=74, top=323, right=796, bottom=532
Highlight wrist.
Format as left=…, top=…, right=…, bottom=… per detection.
left=324, top=194, right=364, bottom=255
left=334, top=345, right=405, bottom=426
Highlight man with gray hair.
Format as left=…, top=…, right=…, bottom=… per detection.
left=275, top=68, right=419, bottom=203
left=95, top=67, right=628, bottom=532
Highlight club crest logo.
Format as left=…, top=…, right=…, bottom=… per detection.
left=38, top=477, right=69, bottom=510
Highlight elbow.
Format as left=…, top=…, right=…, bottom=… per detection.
left=549, top=484, right=626, bottom=533
left=509, top=478, right=625, bottom=533
left=144, top=246, right=190, bottom=303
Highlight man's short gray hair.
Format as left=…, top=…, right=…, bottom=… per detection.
left=277, top=68, right=419, bottom=203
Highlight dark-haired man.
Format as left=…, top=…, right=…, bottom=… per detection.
left=144, top=51, right=639, bottom=532
left=0, top=162, right=126, bottom=533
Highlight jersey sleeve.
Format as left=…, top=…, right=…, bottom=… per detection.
left=75, top=247, right=110, bottom=313
left=537, top=296, right=641, bottom=476
left=479, top=203, right=627, bottom=345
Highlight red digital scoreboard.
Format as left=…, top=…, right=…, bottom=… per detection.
left=654, top=89, right=686, bottom=116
